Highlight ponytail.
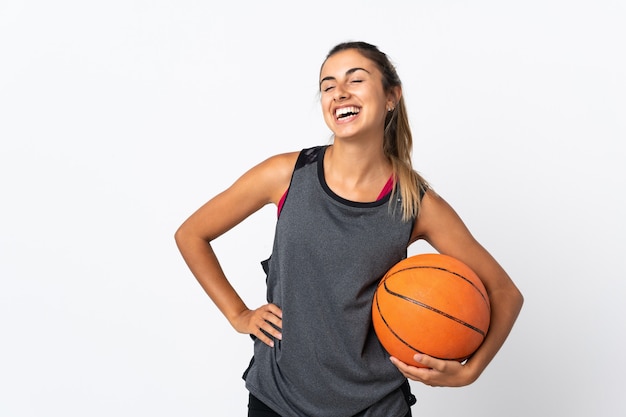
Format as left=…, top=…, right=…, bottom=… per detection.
left=384, top=96, right=428, bottom=221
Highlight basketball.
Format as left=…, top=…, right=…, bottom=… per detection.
left=372, top=253, right=490, bottom=366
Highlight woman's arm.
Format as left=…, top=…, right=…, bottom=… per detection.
left=391, top=189, right=524, bottom=387
left=174, top=152, right=298, bottom=347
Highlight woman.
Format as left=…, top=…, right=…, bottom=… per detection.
left=175, top=41, right=523, bottom=417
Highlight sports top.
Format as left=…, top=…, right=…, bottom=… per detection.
left=244, top=146, right=415, bottom=417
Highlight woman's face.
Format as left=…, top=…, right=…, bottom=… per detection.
left=319, top=49, right=395, bottom=141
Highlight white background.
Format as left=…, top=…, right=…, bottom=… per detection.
left=1, top=1, right=625, bottom=416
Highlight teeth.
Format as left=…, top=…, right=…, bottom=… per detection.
left=335, top=106, right=360, bottom=118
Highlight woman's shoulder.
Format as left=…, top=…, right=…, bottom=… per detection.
left=243, top=150, right=299, bottom=205
left=260, top=150, right=300, bottom=174
left=261, top=145, right=326, bottom=174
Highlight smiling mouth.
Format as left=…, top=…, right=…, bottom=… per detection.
left=335, top=106, right=360, bottom=120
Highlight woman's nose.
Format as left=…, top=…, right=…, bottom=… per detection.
left=333, top=85, right=349, bottom=101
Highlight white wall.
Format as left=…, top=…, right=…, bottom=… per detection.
left=1, top=1, right=624, bottom=416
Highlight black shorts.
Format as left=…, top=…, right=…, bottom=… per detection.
left=247, top=394, right=281, bottom=417
left=247, top=380, right=415, bottom=417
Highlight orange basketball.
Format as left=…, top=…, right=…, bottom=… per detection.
left=372, top=253, right=490, bottom=366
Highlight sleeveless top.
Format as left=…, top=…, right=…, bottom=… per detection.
left=243, top=146, right=415, bottom=417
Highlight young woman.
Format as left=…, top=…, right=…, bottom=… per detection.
left=175, top=41, right=523, bottom=417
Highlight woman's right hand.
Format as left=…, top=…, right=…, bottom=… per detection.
left=231, top=303, right=283, bottom=348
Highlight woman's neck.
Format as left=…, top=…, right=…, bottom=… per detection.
left=323, top=141, right=392, bottom=202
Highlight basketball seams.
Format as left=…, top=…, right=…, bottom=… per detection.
left=382, top=279, right=487, bottom=337
left=373, top=291, right=472, bottom=362
left=384, top=265, right=490, bottom=309
left=373, top=292, right=426, bottom=356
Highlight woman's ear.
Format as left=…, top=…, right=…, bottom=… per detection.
left=387, top=86, right=402, bottom=110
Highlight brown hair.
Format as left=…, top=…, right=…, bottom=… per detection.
left=323, top=41, right=429, bottom=221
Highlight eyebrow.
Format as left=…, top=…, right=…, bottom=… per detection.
left=319, top=67, right=371, bottom=87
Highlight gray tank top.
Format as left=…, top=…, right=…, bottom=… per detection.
left=244, top=146, right=414, bottom=417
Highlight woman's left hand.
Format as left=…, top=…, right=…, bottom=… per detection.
left=390, top=354, right=477, bottom=387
